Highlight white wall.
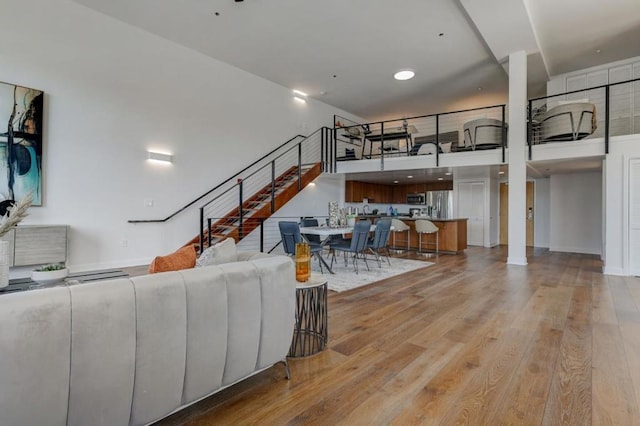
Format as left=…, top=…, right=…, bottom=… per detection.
left=549, top=171, right=602, bottom=255
left=603, top=135, right=640, bottom=275
left=0, top=0, right=360, bottom=273
left=534, top=178, right=550, bottom=248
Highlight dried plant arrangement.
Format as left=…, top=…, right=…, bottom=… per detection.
left=0, top=192, right=32, bottom=238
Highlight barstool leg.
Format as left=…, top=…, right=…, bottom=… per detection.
left=418, top=233, right=422, bottom=254
left=436, top=233, right=439, bottom=254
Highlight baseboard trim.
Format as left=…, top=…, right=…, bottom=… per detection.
left=549, top=246, right=601, bottom=255
left=507, top=257, right=528, bottom=266
left=602, top=266, right=626, bottom=276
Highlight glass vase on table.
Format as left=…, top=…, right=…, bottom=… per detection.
left=295, top=242, right=311, bottom=282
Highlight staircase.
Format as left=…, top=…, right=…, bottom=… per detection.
left=127, top=127, right=336, bottom=253
left=187, top=162, right=322, bottom=250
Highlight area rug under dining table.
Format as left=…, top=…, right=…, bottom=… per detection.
left=311, top=257, right=434, bottom=293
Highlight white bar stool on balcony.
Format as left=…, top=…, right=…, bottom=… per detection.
left=415, top=219, right=439, bottom=255
left=390, top=218, right=410, bottom=252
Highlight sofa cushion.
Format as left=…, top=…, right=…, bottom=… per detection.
left=196, top=238, right=237, bottom=267
left=148, top=245, right=196, bottom=274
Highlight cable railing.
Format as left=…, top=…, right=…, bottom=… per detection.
left=528, top=77, right=640, bottom=159
left=333, top=104, right=507, bottom=170
left=197, top=128, right=334, bottom=252
left=204, top=215, right=330, bottom=254
left=334, top=77, right=640, bottom=167
left=128, top=127, right=336, bottom=253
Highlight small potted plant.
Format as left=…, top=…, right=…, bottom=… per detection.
left=31, top=263, right=68, bottom=285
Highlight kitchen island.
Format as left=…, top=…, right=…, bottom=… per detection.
left=358, top=216, right=468, bottom=253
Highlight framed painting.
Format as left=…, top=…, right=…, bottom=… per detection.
left=0, top=82, right=43, bottom=206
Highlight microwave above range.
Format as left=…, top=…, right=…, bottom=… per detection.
left=407, top=193, right=426, bottom=205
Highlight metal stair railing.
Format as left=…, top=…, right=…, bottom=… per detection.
left=128, top=127, right=336, bottom=252
left=197, top=127, right=332, bottom=252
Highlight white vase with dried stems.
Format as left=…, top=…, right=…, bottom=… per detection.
left=0, top=193, right=32, bottom=288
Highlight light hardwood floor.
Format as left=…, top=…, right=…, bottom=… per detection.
left=154, top=246, right=640, bottom=425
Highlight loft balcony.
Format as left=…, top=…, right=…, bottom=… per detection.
left=331, top=77, right=640, bottom=175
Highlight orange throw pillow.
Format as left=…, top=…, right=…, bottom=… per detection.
left=148, top=245, right=196, bottom=274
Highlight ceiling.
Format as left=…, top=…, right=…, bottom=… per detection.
left=345, top=157, right=604, bottom=185
left=70, top=0, right=640, bottom=122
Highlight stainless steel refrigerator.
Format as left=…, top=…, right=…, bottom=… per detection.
left=424, top=190, right=453, bottom=219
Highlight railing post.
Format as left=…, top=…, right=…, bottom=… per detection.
left=238, top=179, right=243, bottom=239
left=271, top=160, right=276, bottom=213
left=321, top=128, right=325, bottom=172
left=502, top=104, right=507, bottom=163
left=199, top=207, right=204, bottom=254
left=207, top=218, right=212, bottom=249
left=332, top=127, right=337, bottom=173
left=298, top=142, right=302, bottom=191
left=605, top=85, right=610, bottom=154
left=260, top=218, right=264, bottom=252
left=435, top=114, right=440, bottom=167
left=527, top=100, right=532, bottom=160
left=380, top=121, right=385, bottom=171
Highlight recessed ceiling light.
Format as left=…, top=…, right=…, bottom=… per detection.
left=393, top=180, right=399, bottom=184
left=444, top=172, right=452, bottom=176
left=293, top=89, right=307, bottom=97
left=407, top=175, right=413, bottom=179
left=293, top=96, right=306, bottom=103
left=394, top=70, right=415, bottom=81
left=596, top=49, right=601, bottom=53
left=499, top=171, right=505, bottom=175
left=437, top=177, right=444, bottom=181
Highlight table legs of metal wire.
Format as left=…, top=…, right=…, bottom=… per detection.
left=288, top=281, right=328, bottom=357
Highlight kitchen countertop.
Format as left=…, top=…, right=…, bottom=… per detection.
left=396, top=217, right=468, bottom=222
left=357, top=215, right=467, bottom=222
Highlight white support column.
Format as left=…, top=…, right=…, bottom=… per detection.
left=507, top=50, right=528, bottom=265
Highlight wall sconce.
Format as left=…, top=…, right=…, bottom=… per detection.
left=147, top=151, right=173, bottom=164
left=293, top=89, right=307, bottom=103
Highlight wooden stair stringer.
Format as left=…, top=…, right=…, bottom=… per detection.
left=186, top=162, right=323, bottom=249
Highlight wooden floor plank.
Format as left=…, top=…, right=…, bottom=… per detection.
left=592, top=323, right=640, bottom=424
left=150, top=247, right=640, bottom=426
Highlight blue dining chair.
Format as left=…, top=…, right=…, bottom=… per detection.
left=330, top=219, right=371, bottom=274
left=278, top=221, right=324, bottom=273
left=366, top=218, right=392, bottom=267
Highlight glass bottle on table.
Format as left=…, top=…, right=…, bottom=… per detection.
left=295, top=242, right=311, bottom=282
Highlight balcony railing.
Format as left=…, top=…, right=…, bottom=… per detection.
left=528, top=76, right=640, bottom=159
left=333, top=104, right=507, bottom=170
left=334, top=77, right=640, bottom=167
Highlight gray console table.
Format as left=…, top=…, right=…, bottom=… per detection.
left=0, top=225, right=69, bottom=267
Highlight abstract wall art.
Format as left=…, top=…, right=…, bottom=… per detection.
left=0, top=82, right=43, bottom=206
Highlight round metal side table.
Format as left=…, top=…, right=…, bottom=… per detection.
left=288, top=274, right=328, bottom=357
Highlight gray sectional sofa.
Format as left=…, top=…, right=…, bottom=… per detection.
left=0, top=254, right=296, bottom=426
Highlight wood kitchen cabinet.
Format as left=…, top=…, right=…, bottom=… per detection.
left=391, top=218, right=467, bottom=253
left=345, top=180, right=453, bottom=203
left=345, top=181, right=393, bottom=203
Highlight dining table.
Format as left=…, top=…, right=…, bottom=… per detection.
left=299, top=224, right=392, bottom=274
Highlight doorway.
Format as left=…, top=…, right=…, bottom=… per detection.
left=500, top=181, right=534, bottom=246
